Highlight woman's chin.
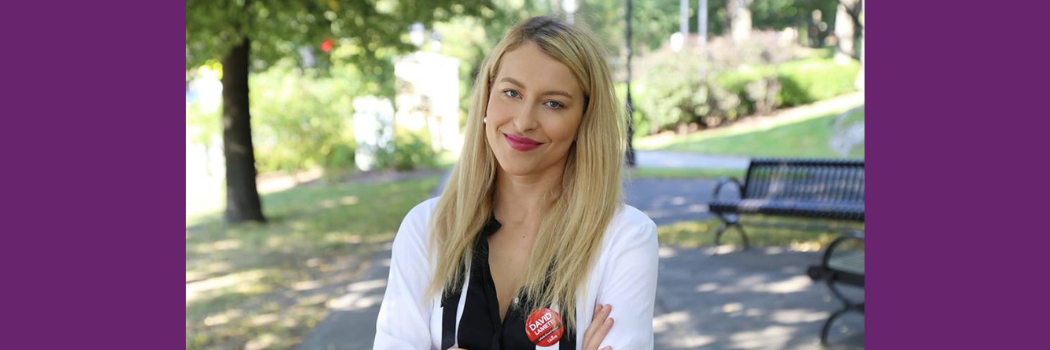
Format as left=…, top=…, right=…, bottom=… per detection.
left=496, top=162, right=538, bottom=177
left=494, top=157, right=545, bottom=177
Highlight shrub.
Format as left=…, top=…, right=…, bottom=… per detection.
left=374, top=128, right=438, bottom=171
left=249, top=60, right=361, bottom=174
left=777, top=58, right=860, bottom=107
left=634, top=32, right=859, bottom=134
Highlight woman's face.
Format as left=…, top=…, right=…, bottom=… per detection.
left=485, top=41, right=585, bottom=177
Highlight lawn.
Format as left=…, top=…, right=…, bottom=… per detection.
left=186, top=175, right=439, bottom=350
left=656, top=215, right=865, bottom=252
left=636, top=102, right=865, bottom=159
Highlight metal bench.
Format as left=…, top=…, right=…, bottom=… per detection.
left=708, top=158, right=865, bottom=249
left=808, top=231, right=865, bottom=345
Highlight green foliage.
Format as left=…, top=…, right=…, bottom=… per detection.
left=187, top=0, right=501, bottom=98
left=749, top=0, right=840, bottom=33
left=635, top=50, right=744, bottom=131
left=714, top=57, right=859, bottom=110
left=374, top=129, right=439, bottom=171
left=637, top=34, right=797, bottom=131
left=572, top=0, right=840, bottom=56
left=634, top=32, right=858, bottom=134
left=777, top=58, right=860, bottom=107
left=249, top=60, right=359, bottom=173
left=186, top=103, right=221, bottom=150
left=431, top=1, right=551, bottom=128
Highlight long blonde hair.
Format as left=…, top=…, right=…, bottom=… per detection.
left=426, top=16, right=625, bottom=330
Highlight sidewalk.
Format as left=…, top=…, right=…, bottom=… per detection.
left=298, top=244, right=863, bottom=350
left=634, top=151, right=750, bottom=170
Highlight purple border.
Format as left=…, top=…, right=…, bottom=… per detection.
left=3, top=1, right=185, bottom=348
left=868, top=2, right=1048, bottom=348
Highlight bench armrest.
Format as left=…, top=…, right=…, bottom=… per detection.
left=713, top=177, right=744, bottom=200
left=822, top=230, right=865, bottom=268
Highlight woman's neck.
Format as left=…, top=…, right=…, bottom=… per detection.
left=492, top=161, right=566, bottom=228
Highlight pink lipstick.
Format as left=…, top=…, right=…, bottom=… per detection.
left=504, top=133, right=543, bottom=152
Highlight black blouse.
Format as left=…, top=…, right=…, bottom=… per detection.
left=440, top=214, right=577, bottom=350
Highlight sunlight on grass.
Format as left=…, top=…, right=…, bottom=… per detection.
left=186, top=175, right=439, bottom=350
left=657, top=215, right=865, bottom=251
left=636, top=93, right=864, bottom=158
left=187, top=179, right=224, bottom=227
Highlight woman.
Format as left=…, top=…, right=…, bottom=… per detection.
left=374, top=16, right=658, bottom=350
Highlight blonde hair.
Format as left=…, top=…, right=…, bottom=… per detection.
left=426, top=16, right=625, bottom=330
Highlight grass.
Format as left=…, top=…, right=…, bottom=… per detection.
left=657, top=215, right=865, bottom=251
left=186, top=175, right=439, bottom=350
left=636, top=102, right=865, bottom=159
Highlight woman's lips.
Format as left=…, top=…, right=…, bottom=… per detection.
left=504, top=133, right=543, bottom=152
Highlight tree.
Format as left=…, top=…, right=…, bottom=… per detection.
left=186, top=0, right=495, bottom=223
left=727, top=0, right=753, bottom=41
left=834, top=0, right=862, bottom=63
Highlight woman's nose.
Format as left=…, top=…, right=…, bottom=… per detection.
left=512, top=104, right=540, bottom=133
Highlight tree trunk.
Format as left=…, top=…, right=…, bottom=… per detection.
left=221, top=37, right=266, bottom=223
left=854, top=0, right=864, bottom=90
left=834, top=0, right=857, bottom=64
left=727, top=0, right=753, bottom=42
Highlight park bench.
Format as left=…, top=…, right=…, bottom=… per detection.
left=708, top=158, right=865, bottom=249
left=807, top=231, right=864, bottom=345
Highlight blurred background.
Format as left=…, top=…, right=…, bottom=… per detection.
left=187, top=0, right=864, bottom=349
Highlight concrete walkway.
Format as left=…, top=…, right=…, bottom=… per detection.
left=624, top=177, right=727, bottom=226
left=634, top=151, right=750, bottom=170
left=298, top=244, right=863, bottom=350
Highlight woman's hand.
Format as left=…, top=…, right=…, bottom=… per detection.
left=583, top=304, right=615, bottom=350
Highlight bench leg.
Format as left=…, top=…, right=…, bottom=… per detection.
left=714, top=213, right=751, bottom=250
left=820, top=308, right=846, bottom=346
left=819, top=302, right=864, bottom=346
left=737, top=224, right=751, bottom=250
left=820, top=279, right=864, bottom=346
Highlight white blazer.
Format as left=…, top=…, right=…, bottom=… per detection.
left=374, top=197, right=659, bottom=350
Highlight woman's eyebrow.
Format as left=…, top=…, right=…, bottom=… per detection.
left=500, top=77, right=574, bottom=100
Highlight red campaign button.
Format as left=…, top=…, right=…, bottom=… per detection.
left=525, top=307, right=564, bottom=346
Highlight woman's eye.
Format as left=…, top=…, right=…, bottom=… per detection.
left=503, top=89, right=521, bottom=98
left=544, top=100, right=564, bottom=109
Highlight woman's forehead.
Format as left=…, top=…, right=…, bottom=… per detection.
left=495, top=42, right=582, bottom=98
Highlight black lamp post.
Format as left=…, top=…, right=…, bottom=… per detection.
left=624, top=0, right=636, bottom=167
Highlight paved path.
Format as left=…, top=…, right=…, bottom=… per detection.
left=298, top=244, right=863, bottom=350
left=634, top=151, right=750, bottom=170
left=652, top=247, right=863, bottom=349
left=624, top=177, right=730, bottom=226
left=296, top=243, right=393, bottom=350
